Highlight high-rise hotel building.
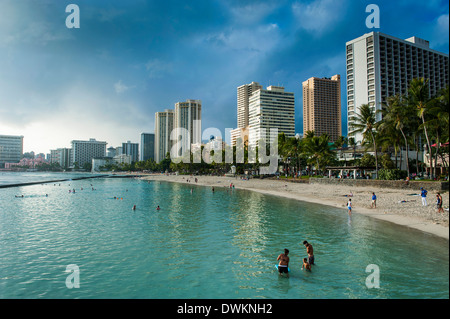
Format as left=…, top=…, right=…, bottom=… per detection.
left=302, top=75, right=341, bottom=142
left=237, top=82, right=263, bottom=129
left=174, top=99, right=202, bottom=158
left=346, top=32, right=449, bottom=142
left=140, top=133, right=155, bottom=162
left=248, top=86, right=295, bottom=147
left=0, top=134, right=23, bottom=167
left=231, top=82, right=263, bottom=146
left=71, top=138, right=107, bottom=167
left=155, top=109, right=175, bottom=163
left=122, top=141, right=139, bottom=163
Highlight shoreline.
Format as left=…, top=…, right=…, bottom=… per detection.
left=141, top=174, right=449, bottom=240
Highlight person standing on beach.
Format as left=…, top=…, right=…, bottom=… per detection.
left=303, top=241, right=315, bottom=265
left=436, top=193, right=444, bottom=213
left=420, top=188, right=428, bottom=206
left=371, top=192, right=377, bottom=208
left=277, top=249, right=290, bottom=276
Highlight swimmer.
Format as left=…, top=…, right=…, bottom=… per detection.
left=132, top=205, right=136, bottom=210
left=156, top=206, right=160, bottom=210
left=212, top=187, right=215, bottom=192
left=347, top=198, right=352, bottom=215
left=302, top=258, right=311, bottom=271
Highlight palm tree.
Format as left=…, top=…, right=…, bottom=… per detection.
left=349, top=104, right=379, bottom=178
left=378, top=94, right=411, bottom=177
left=303, top=131, right=335, bottom=175
left=408, top=78, right=434, bottom=178
left=428, top=85, right=449, bottom=177
left=284, top=136, right=303, bottom=177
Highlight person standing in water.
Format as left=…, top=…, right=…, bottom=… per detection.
left=302, top=258, right=311, bottom=272
left=277, top=249, right=290, bottom=276
left=347, top=198, right=352, bottom=215
left=303, top=241, right=315, bottom=265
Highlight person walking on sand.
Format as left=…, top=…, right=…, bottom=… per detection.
left=436, top=193, right=444, bottom=213
left=420, top=187, right=428, bottom=206
left=371, top=192, right=377, bottom=209
left=303, top=241, right=315, bottom=265
left=277, top=249, right=290, bottom=276
left=347, top=198, right=352, bottom=215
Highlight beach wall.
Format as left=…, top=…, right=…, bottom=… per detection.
left=308, top=178, right=449, bottom=192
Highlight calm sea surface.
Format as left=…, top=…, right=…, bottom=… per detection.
left=0, top=171, right=104, bottom=186
left=0, top=176, right=448, bottom=298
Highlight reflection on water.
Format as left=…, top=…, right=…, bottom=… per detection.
left=0, top=178, right=448, bottom=299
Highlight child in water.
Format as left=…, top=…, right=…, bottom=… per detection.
left=302, top=258, right=311, bottom=271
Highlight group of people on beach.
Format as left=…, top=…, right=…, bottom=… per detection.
left=345, top=187, right=446, bottom=215
left=277, top=241, right=315, bottom=277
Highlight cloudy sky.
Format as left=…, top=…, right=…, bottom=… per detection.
left=0, top=0, right=448, bottom=154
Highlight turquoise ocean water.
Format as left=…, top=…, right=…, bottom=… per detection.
left=0, top=175, right=448, bottom=299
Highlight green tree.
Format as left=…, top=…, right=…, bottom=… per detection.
left=302, top=131, right=335, bottom=175
left=408, top=78, right=435, bottom=178
left=349, top=104, right=379, bottom=178
left=378, top=94, right=412, bottom=177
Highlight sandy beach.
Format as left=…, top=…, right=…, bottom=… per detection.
left=141, top=174, right=449, bottom=240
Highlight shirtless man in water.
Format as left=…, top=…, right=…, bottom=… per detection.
left=277, top=249, right=290, bottom=276
left=303, top=241, right=315, bottom=265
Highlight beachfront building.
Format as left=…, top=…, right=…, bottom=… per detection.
left=107, top=147, right=117, bottom=158
left=346, top=32, right=449, bottom=143
left=302, top=75, right=341, bottom=142
left=140, top=133, right=155, bottom=162
left=91, top=157, right=113, bottom=172
left=0, top=135, right=23, bottom=168
left=174, top=99, right=202, bottom=159
left=122, top=141, right=139, bottom=163
left=50, top=148, right=73, bottom=169
left=248, top=86, right=295, bottom=147
left=155, top=109, right=174, bottom=163
left=229, top=82, right=263, bottom=147
left=230, top=127, right=249, bottom=147
left=113, top=154, right=132, bottom=165
left=237, top=82, right=263, bottom=129
left=71, top=138, right=107, bottom=167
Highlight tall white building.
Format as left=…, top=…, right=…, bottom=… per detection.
left=155, top=109, right=174, bottom=163
left=248, top=86, right=295, bottom=147
left=237, top=82, right=263, bottom=129
left=174, top=99, right=202, bottom=158
left=346, top=32, right=449, bottom=142
left=0, top=135, right=23, bottom=167
left=71, top=138, right=107, bottom=167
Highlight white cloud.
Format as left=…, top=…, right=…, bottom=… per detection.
left=145, top=59, right=173, bottom=78
left=114, top=80, right=131, bottom=94
left=229, top=2, right=280, bottom=25
left=292, top=0, right=349, bottom=35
